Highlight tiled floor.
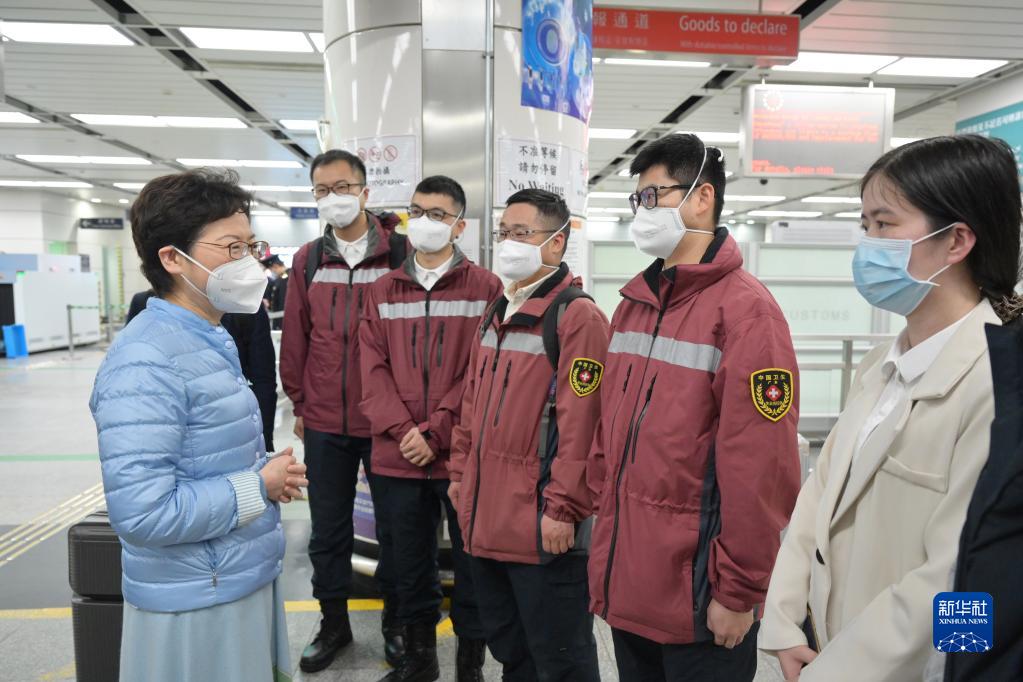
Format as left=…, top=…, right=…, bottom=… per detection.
left=0, top=346, right=785, bottom=681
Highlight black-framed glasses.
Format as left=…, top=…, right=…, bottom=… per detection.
left=628, top=184, right=693, bottom=215
left=408, top=205, right=462, bottom=222
left=197, top=240, right=270, bottom=260
left=491, top=227, right=556, bottom=243
left=311, top=181, right=366, bottom=199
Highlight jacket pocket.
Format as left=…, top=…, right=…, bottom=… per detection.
left=436, top=322, right=445, bottom=367
left=329, top=288, right=339, bottom=330
left=492, top=361, right=512, bottom=427
left=880, top=455, right=947, bottom=493
left=411, top=323, right=419, bottom=369
left=629, top=376, right=657, bottom=464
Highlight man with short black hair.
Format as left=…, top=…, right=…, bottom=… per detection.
left=449, top=188, right=607, bottom=680
left=280, top=149, right=404, bottom=673
left=361, top=175, right=500, bottom=682
left=260, top=254, right=288, bottom=329
left=587, top=133, right=801, bottom=682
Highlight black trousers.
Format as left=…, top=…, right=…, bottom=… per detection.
left=469, top=554, right=599, bottom=681
left=373, top=475, right=484, bottom=639
left=303, top=428, right=395, bottom=609
left=611, top=621, right=760, bottom=682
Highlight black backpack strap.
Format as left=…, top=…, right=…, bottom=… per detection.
left=388, top=230, right=407, bottom=270
left=541, top=286, right=593, bottom=370
left=304, top=237, right=324, bottom=289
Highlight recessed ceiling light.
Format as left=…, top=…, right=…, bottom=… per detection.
left=0, top=180, right=93, bottom=188
left=0, top=112, right=39, bottom=124
left=603, top=58, right=710, bottom=68
left=834, top=211, right=862, bottom=219
left=118, top=199, right=130, bottom=204
left=278, top=201, right=317, bottom=208
left=801, top=196, right=861, bottom=204
left=90, top=198, right=102, bottom=203
left=307, top=33, right=326, bottom=52
left=16, top=154, right=151, bottom=166
left=725, top=195, right=786, bottom=202
left=746, top=220, right=756, bottom=225
left=113, top=182, right=146, bottom=190
left=160, top=116, right=246, bottom=129
left=71, top=114, right=245, bottom=128
left=588, top=191, right=630, bottom=199
left=279, top=119, right=319, bottom=132
left=177, top=158, right=303, bottom=169
left=180, top=27, right=314, bottom=53
left=877, top=57, right=1007, bottom=78
left=0, top=21, right=133, bottom=46
left=772, top=51, right=898, bottom=74
left=590, top=128, right=636, bottom=140
left=749, top=210, right=823, bottom=218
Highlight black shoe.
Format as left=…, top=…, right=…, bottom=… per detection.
left=382, top=599, right=406, bottom=668
left=300, top=613, right=354, bottom=673
left=456, top=637, right=486, bottom=682
left=379, top=622, right=439, bottom=682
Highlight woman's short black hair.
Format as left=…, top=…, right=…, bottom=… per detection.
left=131, top=168, right=252, bottom=296
left=629, top=133, right=727, bottom=223
left=862, top=134, right=1022, bottom=308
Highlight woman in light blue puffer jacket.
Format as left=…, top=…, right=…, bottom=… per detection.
left=90, top=169, right=308, bottom=682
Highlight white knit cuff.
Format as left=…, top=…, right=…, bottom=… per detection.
left=227, top=471, right=267, bottom=527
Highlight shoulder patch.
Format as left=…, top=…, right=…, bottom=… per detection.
left=569, top=358, right=603, bottom=397
left=750, top=368, right=794, bottom=422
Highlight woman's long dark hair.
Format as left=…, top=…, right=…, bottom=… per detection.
left=862, top=134, right=1023, bottom=322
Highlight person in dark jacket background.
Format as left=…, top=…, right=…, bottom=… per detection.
left=261, top=254, right=289, bottom=330
left=127, top=289, right=278, bottom=451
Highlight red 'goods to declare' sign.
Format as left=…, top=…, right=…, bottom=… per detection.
left=593, top=8, right=799, bottom=59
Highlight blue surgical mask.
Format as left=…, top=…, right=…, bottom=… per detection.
left=852, top=223, right=956, bottom=316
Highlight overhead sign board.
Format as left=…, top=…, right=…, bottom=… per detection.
left=593, top=8, right=799, bottom=61
left=741, top=84, right=895, bottom=179
left=78, top=218, right=124, bottom=230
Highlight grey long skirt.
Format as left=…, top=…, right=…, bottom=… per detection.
left=118, top=580, right=292, bottom=682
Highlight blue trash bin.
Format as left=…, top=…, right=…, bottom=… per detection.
left=2, top=324, right=28, bottom=358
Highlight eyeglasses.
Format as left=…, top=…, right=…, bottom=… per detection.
left=491, top=227, right=557, bottom=243
left=311, top=181, right=366, bottom=199
left=628, top=184, right=694, bottom=215
left=197, top=240, right=270, bottom=260
left=408, top=205, right=461, bottom=222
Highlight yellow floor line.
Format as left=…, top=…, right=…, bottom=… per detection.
left=0, top=607, right=72, bottom=620
left=436, top=617, right=454, bottom=639
left=36, top=661, right=75, bottom=681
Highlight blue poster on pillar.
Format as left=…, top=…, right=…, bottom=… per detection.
left=521, top=0, right=593, bottom=123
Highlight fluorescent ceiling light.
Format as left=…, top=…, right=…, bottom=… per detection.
left=749, top=210, right=823, bottom=218
left=617, top=167, right=632, bottom=177
left=834, top=211, right=862, bottom=219
left=180, top=27, right=313, bottom=53
left=590, top=128, right=636, bottom=140
left=0, top=21, right=132, bottom=46
left=71, top=114, right=245, bottom=128
left=113, top=182, right=145, bottom=190
left=586, top=216, right=621, bottom=223
left=746, top=220, right=756, bottom=224
left=724, top=170, right=734, bottom=178
left=877, top=57, right=1007, bottom=78
left=278, top=201, right=317, bottom=208
left=0, top=112, right=39, bottom=124
left=726, top=195, right=786, bottom=202
left=308, top=33, right=325, bottom=52
left=90, top=198, right=102, bottom=203
left=243, top=185, right=311, bottom=193
left=588, top=191, right=630, bottom=199
left=279, top=119, right=319, bottom=132
left=772, top=51, right=897, bottom=74
left=603, top=57, right=710, bottom=68
left=802, top=196, right=861, bottom=204
left=118, top=199, right=129, bottom=204
left=721, top=209, right=735, bottom=216
left=891, top=137, right=920, bottom=147
left=0, top=180, right=93, bottom=188
left=177, top=158, right=303, bottom=169
left=17, top=154, right=151, bottom=166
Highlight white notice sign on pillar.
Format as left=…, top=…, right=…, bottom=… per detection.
left=339, top=135, right=420, bottom=208
left=497, top=138, right=588, bottom=215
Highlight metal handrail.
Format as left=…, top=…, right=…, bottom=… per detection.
left=791, top=333, right=896, bottom=409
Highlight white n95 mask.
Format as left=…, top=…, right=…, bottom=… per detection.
left=175, top=249, right=267, bottom=314
left=318, top=191, right=363, bottom=228
left=496, top=224, right=565, bottom=282
left=629, top=145, right=712, bottom=259
left=407, top=215, right=455, bottom=254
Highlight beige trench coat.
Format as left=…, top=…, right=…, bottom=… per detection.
left=759, top=301, right=999, bottom=682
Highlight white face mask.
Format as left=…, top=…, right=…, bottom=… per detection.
left=407, top=214, right=457, bottom=254
left=496, top=224, right=565, bottom=282
left=318, top=190, right=363, bottom=228
left=630, top=146, right=713, bottom=259
left=175, top=249, right=267, bottom=314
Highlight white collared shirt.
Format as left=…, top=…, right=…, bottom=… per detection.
left=504, top=267, right=559, bottom=318
left=335, top=228, right=368, bottom=268
left=414, top=253, right=454, bottom=291
left=852, top=312, right=972, bottom=461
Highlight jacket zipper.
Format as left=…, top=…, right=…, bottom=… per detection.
left=467, top=337, right=503, bottom=551
left=341, top=270, right=354, bottom=435
left=422, top=292, right=432, bottom=479
left=411, top=323, right=418, bottom=369
left=606, top=365, right=633, bottom=445
left=492, top=360, right=512, bottom=427
left=601, top=307, right=666, bottom=618
left=630, top=377, right=657, bottom=464
left=329, top=289, right=338, bottom=330
left=436, top=322, right=445, bottom=367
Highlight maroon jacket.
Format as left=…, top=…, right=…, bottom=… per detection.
left=588, top=230, right=801, bottom=645
left=449, top=265, right=610, bottom=565
left=280, top=213, right=401, bottom=436
left=359, top=248, right=503, bottom=479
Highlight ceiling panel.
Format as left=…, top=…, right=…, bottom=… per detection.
left=214, top=64, right=324, bottom=120
left=0, top=0, right=110, bottom=23
left=132, top=0, right=322, bottom=32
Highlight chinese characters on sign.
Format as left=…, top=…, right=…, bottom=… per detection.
left=498, top=138, right=588, bottom=215
left=340, top=135, right=420, bottom=206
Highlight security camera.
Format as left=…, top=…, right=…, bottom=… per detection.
left=759, top=178, right=768, bottom=186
